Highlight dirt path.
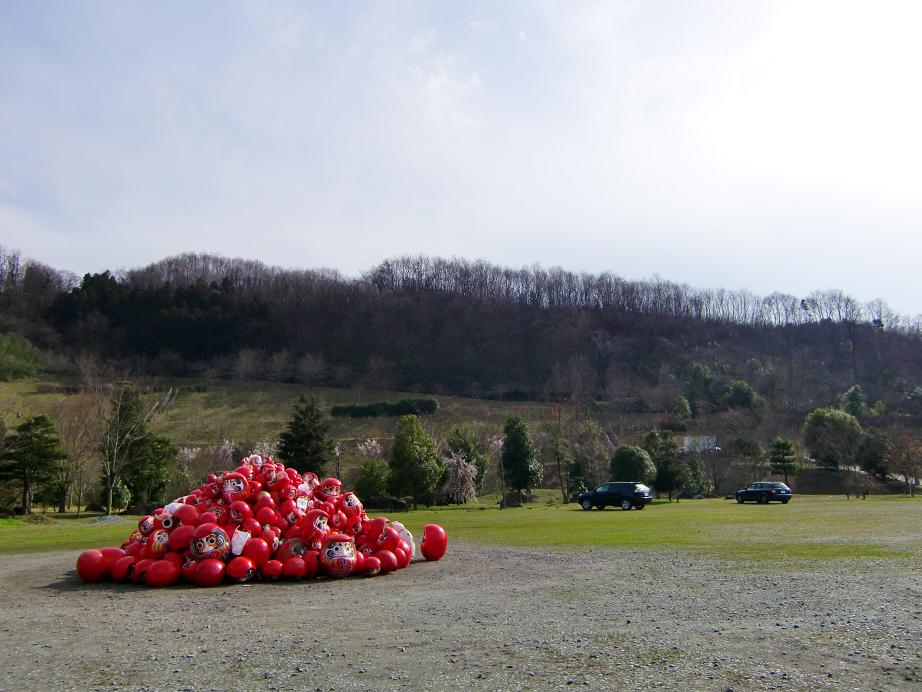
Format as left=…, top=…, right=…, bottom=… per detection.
left=0, top=542, right=920, bottom=691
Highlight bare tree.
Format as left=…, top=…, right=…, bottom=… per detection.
left=50, top=394, right=98, bottom=515
left=80, top=360, right=173, bottom=514
left=890, top=433, right=920, bottom=497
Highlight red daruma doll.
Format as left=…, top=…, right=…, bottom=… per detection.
left=420, top=524, right=448, bottom=561
left=320, top=533, right=356, bottom=579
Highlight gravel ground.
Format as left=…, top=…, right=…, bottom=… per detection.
left=0, top=541, right=920, bottom=691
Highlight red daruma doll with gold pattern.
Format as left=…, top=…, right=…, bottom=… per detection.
left=320, top=533, right=356, bottom=579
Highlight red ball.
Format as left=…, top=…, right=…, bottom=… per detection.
left=76, top=550, right=107, bottom=583
left=198, top=511, right=218, bottom=525
left=393, top=546, right=409, bottom=569
left=226, top=556, right=256, bottom=583
left=375, top=549, right=398, bottom=573
left=132, top=558, right=152, bottom=584
left=260, top=559, right=283, bottom=580
left=111, top=555, right=137, bottom=582
left=303, top=550, right=321, bottom=579
left=282, top=557, right=307, bottom=580
left=163, top=551, right=183, bottom=568
left=168, top=524, right=196, bottom=552
left=362, top=556, right=382, bottom=576
left=242, top=517, right=262, bottom=535
left=242, top=537, right=271, bottom=568
left=193, top=558, right=226, bottom=587
left=420, top=524, right=448, bottom=561
left=99, top=546, right=126, bottom=569
left=353, top=550, right=366, bottom=573
left=125, top=541, right=143, bottom=557
left=397, top=540, right=413, bottom=567
left=146, top=560, right=180, bottom=587
left=172, top=504, right=200, bottom=526
left=181, top=558, right=199, bottom=582
left=256, top=506, right=277, bottom=525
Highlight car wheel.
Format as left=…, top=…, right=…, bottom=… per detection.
left=581, top=500, right=593, bottom=511
left=758, top=495, right=768, bottom=504
left=620, top=499, right=632, bottom=511
left=634, top=503, right=645, bottom=510
left=736, top=497, right=744, bottom=504
left=781, top=499, right=790, bottom=504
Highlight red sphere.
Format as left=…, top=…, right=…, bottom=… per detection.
left=242, top=537, right=271, bottom=568
left=255, top=506, right=277, bottom=526
left=132, top=558, right=152, bottom=584
left=146, top=559, right=180, bottom=587
left=226, top=556, right=256, bottom=583
left=420, top=523, right=448, bottom=561
left=193, top=558, right=226, bottom=587
left=393, top=546, right=410, bottom=569
left=260, top=559, right=283, bottom=580
left=181, top=557, right=199, bottom=582
left=163, top=551, right=184, bottom=568
left=362, top=555, right=382, bottom=576
left=111, top=555, right=137, bottom=581
left=375, top=549, right=398, bottom=573
left=125, top=541, right=143, bottom=557
left=76, top=550, right=107, bottom=583
left=198, top=511, right=218, bottom=525
left=168, top=524, right=196, bottom=552
left=296, top=550, right=316, bottom=579
left=99, top=547, right=126, bottom=574
left=282, top=557, right=307, bottom=580
left=241, top=517, right=262, bottom=535
left=172, top=504, right=200, bottom=526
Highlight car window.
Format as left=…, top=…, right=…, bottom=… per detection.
left=635, top=484, right=650, bottom=493
left=595, top=484, right=608, bottom=493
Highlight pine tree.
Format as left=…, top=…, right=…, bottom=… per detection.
left=501, top=416, right=542, bottom=500
left=277, top=394, right=333, bottom=475
left=769, top=437, right=800, bottom=484
left=388, top=415, right=443, bottom=508
left=0, top=415, right=66, bottom=514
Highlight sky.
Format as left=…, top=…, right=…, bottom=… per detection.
left=2, top=0, right=921, bottom=315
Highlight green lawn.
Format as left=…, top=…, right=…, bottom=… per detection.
left=0, top=514, right=141, bottom=554
left=403, top=494, right=922, bottom=563
left=3, top=495, right=920, bottom=564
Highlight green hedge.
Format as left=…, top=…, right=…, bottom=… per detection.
left=330, top=397, right=440, bottom=418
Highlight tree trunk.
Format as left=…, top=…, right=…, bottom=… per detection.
left=106, top=481, right=114, bottom=515
left=21, top=481, right=32, bottom=515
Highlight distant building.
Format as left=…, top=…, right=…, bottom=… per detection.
left=678, top=436, right=718, bottom=454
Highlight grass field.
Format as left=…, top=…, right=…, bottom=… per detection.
left=0, top=376, right=580, bottom=447
left=3, top=495, right=919, bottom=564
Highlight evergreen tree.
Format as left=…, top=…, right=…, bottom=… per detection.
left=768, top=436, right=801, bottom=484
left=501, top=416, right=542, bottom=499
left=643, top=428, right=679, bottom=500
left=802, top=407, right=863, bottom=468
left=0, top=415, right=66, bottom=514
left=123, top=433, right=177, bottom=505
left=388, top=415, right=443, bottom=508
left=610, top=444, right=656, bottom=484
left=277, top=394, right=333, bottom=475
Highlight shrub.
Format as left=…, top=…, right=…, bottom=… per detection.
left=330, top=398, right=439, bottom=418
left=355, top=459, right=390, bottom=500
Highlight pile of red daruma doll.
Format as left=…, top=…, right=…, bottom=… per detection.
left=76, top=453, right=448, bottom=587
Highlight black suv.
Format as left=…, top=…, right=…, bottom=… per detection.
left=735, top=481, right=792, bottom=504
left=577, top=482, right=653, bottom=510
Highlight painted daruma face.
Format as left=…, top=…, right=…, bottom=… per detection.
left=221, top=473, right=249, bottom=503
left=321, top=534, right=356, bottom=579
left=189, top=525, right=231, bottom=562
